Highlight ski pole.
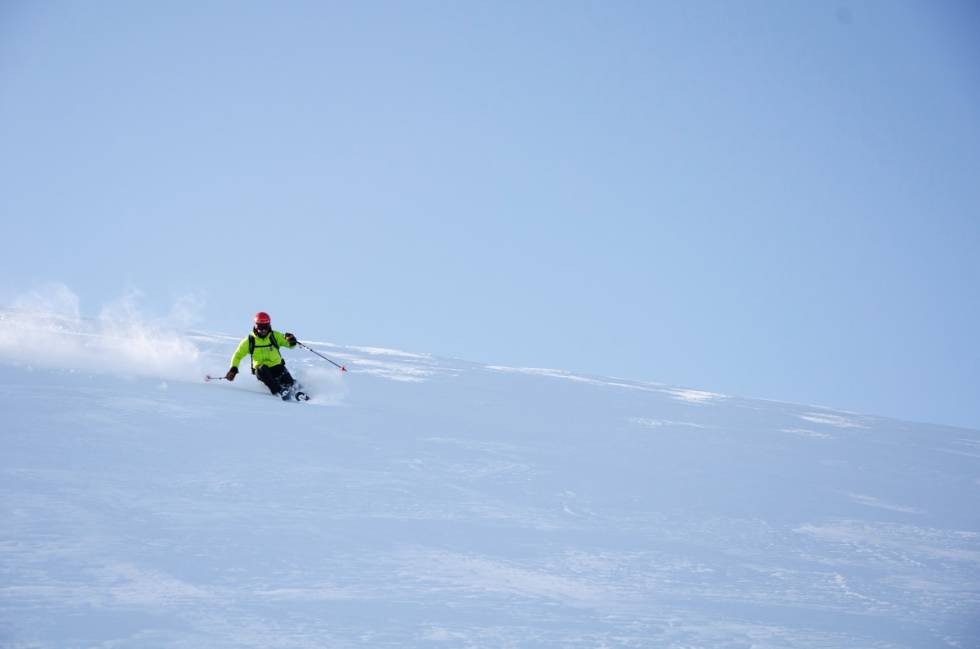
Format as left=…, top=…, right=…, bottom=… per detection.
left=297, top=341, right=347, bottom=372
left=204, top=374, right=229, bottom=382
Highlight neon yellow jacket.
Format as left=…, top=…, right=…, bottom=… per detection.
left=230, top=330, right=296, bottom=371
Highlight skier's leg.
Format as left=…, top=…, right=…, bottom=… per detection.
left=278, top=366, right=295, bottom=388
left=255, top=365, right=282, bottom=394
left=275, top=365, right=295, bottom=399
left=279, top=367, right=307, bottom=400
left=265, top=363, right=294, bottom=399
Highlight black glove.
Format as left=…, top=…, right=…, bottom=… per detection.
left=225, top=366, right=239, bottom=381
left=284, top=332, right=298, bottom=346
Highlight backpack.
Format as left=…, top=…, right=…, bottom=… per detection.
left=248, top=332, right=281, bottom=373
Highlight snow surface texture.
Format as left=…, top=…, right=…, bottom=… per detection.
left=1, top=307, right=979, bottom=648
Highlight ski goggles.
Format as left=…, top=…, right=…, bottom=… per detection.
left=254, top=323, right=271, bottom=333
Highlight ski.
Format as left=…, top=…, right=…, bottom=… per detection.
left=279, top=385, right=311, bottom=401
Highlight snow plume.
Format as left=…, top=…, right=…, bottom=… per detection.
left=0, top=283, right=206, bottom=382
left=293, top=364, right=349, bottom=406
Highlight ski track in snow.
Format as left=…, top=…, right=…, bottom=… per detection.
left=1, top=310, right=979, bottom=648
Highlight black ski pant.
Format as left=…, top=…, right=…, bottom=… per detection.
left=255, top=362, right=295, bottom=395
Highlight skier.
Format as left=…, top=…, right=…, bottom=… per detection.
left=224, top=312, right=307, bottom=400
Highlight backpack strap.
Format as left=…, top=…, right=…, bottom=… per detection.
left=247, top=332, right=281, bottom=374
left=249, top=333, right=280, bottom=352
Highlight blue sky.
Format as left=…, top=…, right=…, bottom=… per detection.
left=2, top=1, right=978, bottom=429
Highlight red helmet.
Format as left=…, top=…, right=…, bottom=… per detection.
left=253, top=311, right=271, bottom=325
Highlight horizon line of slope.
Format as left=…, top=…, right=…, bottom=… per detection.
left=1, top=307, right=974, bottom=432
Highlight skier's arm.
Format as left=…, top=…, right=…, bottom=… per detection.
left=230, top=338, right=250, bottom=368
left=275, top=330, right=297, bottom=348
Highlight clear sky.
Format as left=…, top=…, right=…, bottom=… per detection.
left=2, top=1, right=978, bottom=429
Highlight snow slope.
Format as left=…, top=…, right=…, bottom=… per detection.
left=1, top=309, right=979, bottom=648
